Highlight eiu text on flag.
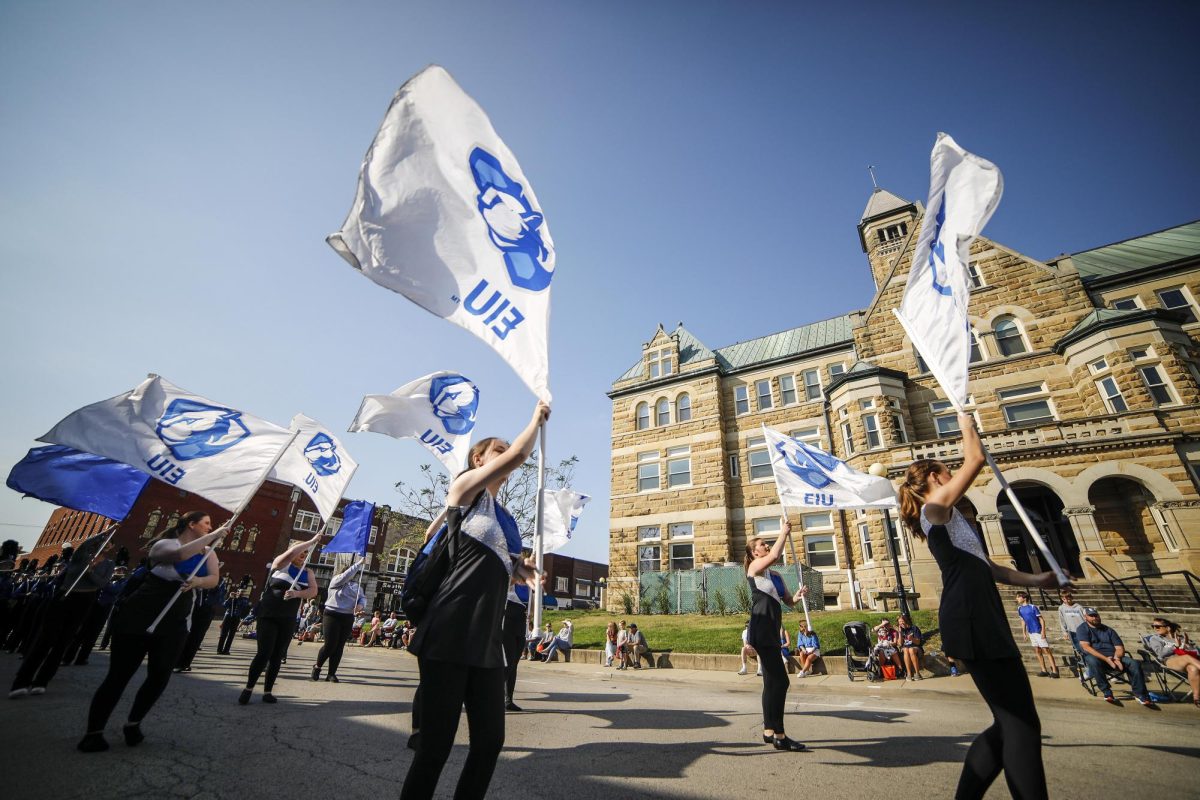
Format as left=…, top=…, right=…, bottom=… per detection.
left=38, top=375, right=295, bottom=512
left=541, top=488, right=590, bottom=555
left=7, top=445, right=149, bottom=521
left=327, top=65, right=554, bottom=402
left=893, top=132, right=1003, bottom=409
left=271, top=414, right=358, bottom=522
left=762, top=425, right=897, bottom=510
left=323, top=500, right=375, bottom=555
left=348, top=371, right=479, bottom=474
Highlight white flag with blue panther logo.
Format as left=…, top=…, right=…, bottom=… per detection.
left=762, top=426, right=897, bottom=510
left=347, top=371, right=480, bottom=474
left=893, top=133, right=1003, bottom=410
left=328, top=65, right=554, bottom=403
left=541, top=488, right=590, bottom=555
left=269, top=414, right=358, bottom=522
left=38, top=375, right=297, bottom=512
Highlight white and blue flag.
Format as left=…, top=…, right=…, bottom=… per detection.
left=893, top=133, right=1003, bottom=409
left=541, top=488, right=590, bottom=555
left=38, top=375, right=296, bottom=512
left=762, top=425, right=897, bottom=510
left=271, top=414, right=358, bottom=522
left=348, top=371, right=479, bottom=474
left=328, top=65, right=554, bottom=403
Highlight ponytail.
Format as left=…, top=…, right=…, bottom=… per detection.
left=898, top=460, right=943, bottom=541
left=744, top=537, right=764, bottom=571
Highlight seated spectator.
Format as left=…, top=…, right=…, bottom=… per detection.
left=351, top=610, right=369, bottom=640
left=381, top=612, right=400, bottom=647
left=524, top=621, right=541, bottom=661
left=359, top=611, right=383, bottom=647
left=737, top=620, right=759, bottom=676
left=604, top=622, right=618, bottom=667
left=625, top=623, right=651, bottom=668
left=616, top=621, right=631, bottom=670
left=873, top=618, right=904, bottom=678
left=1077, top=607, right=1154, bottom=707
left=541, top=620, right=573, bottom=662
left=795, top=624, right=821, bottom=678
left=779, top=625, right=791, bottom=660
left=400, top=622, right=415, bottom=649
left=1015, top=591, right=1059, bottom=678
left=1057, top=587, right=1087, bottom=658
left=1144, top=617, right=1200, bottom=708
left=897, top=614, right=924, bottom=681
left=531, top=623, right=554, bottom=661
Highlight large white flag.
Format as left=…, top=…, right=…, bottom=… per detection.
left=348, top=371, right=479, bottom=474
left=328, top=65, right=553, bottom=403
left=39, top=375, right=295, bottom=512
left=270, top=414, right=358, bottom=522
left=541, top=488, right=590, bottom=555
left=893, top=132, right=1003, bottom=409
left=763, top=426, right=897, bottom=510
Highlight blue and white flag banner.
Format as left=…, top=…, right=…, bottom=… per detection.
left=348, top=371, right=479, bottom=474
left=38, top=375, right=295, bottom=512
left=323, top=500, right=375, bottom=555
left=893, top=132, right=1003, bottom=410
left=327, top=65, right=554, bottom=403
left=541, top=488, right=590, bottom=555
left=762, top=425, right=897, bottom=510
left=7, top=445, right=150, bottom=521
left=271, top=414, right=358, bottom=522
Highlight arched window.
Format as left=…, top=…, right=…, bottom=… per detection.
left=656, top=397, right=670, bottom=426
left=635, top=402, right=650, bottom=430
left=993, top=316, right=1028, bottom=356
left=676, top=393, right=692, bottom=422
left=969, top=329, right=985, bottom=363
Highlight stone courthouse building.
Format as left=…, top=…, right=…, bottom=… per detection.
left=607, top=189, right=1200, bottom=611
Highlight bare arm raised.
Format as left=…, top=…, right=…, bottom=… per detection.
left=445, top=402, right=550, bottom=508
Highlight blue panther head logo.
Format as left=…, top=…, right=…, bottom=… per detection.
left=469, top=147, right=554, bottom=292
left=428, top=374, right=479, bottom=435
left=156, top=399, right=251, bottom=461
left=775, top=439, right=843, bottom=490
left=304, top=432, right=341, bottom=477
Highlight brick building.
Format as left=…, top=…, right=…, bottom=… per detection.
left=542, top=552, right=608, bottom=609
left=608, top=194, right=1200, bottom=611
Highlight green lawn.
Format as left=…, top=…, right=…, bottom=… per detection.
left=541, top=608, right=940, bottom=655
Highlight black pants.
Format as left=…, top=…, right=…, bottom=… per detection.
left=12, top=591, right=95, bottom=690
left=245, top=616, right=293, bottom=692
left=5, top=598, right=40, bottom=652
left=502, top=602, right=526, bottom=704
left=315, top=611, right=353, bottom=676
left=216, top=614, right=238, bottom=654
left=86, top=629, right=187, bottom=732
left=957, top=657, right=1047, bottom=800
left=400, top=657, right=505, bottom=800
left=176, top=605, right=216, bottom=669
left=63, top=602, right=112, bottom=665
left=99, top=613, right=115, bottom=651
left=751, top=633, right=788, bottom=734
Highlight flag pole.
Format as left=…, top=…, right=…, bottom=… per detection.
left=286, top=465, right=358, bottom=593
left=62, top=521, right=121, bottom=597
left=763, top=426, right=812, bottom=630
left=147, top=429, right=302, bottom=634
left=532, top=421, right=547, bottom=632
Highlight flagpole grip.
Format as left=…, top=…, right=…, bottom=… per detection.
left=532, top=421, right=547, bottom=632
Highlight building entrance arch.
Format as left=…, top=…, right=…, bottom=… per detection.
left=997, top=482, right=1081, bottom=576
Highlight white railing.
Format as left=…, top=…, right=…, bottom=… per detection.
left=905, top=412, right=1159, bottom=463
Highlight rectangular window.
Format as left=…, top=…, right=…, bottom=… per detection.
left=647, top=348, right=674, bottom=379
left=829, top=363, right=846, bottom=379
left=293, top=510, right=322, bottom=534
left=1002, top=399, right=1055, bottom=428
left=1088, top=357, right=1109, bottom=374
left=638, top=546, right=660, bottom=575
left=805, top=535, right=837, bottom=568
left=728, top=454, right=740, bottom=478
left=858, top=522, right=873, bottom=562
left=967, top=262, right=983, bottom=289
left=969, top=331, right=984, bottom=363
left=734, top=386, right=749, bottom=415
left=863, top=413, right=882, bottom=449
left=1129, top=347, right=1153, bottom=361
left=637, top=525, right=660, bottom=541
left=802, top=369, right=822, bottom=401
left=1111, top=296, right=1140, bottom=311
left=555, top=576, right=569, bottom=592
left=884, top=514, right=907, bottom=561
left=656, top=399, right=670, bottom=426
left=887, top=399, right=909, bottom=443
left=637, top=452, right=660, bottom=492
left=1139, top=365, right=1175, bottom=405
left=669, top=543, right=694, bottom=571
left=780, top=375, right=797, bottom=405
left=368, top=525, right=378, bottom=546
left=858, top=398, right=875, bottom=410
left=753, top=518, right=781, bottom=537
left=841, top=422, right=854, bottom=455
left=747, top=436, right=772, bottom=480
left=802, top=512, right=832, bottom=530
left=1097, top=376, right=1128, bottom=413
left=997, top=384, right=1045, bottom=401
left=666, top=446, right=691, bottom=487
left=669, top=522, right=693, bottom=539
left=1157, top=287, right=1199, bottom=324
left=756, top=379, right=773, bottom=410
left=789, top=427, right=822, bottom=447
left=575, top=579, right=592, bottom=598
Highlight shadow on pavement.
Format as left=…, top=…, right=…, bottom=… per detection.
left=798, top=708, right=911, bottom=724
left=529, top=691, right=631, bottom=703
left=806, top=734, right=973, bottom=767
left=517, top=706, right=734, bottom=731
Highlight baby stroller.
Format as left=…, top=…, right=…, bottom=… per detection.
left=844, top=621, right=882, bottom=682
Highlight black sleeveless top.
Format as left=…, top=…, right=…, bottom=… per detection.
left=259, top=565, right=311, bottom=620
left=747, top=571, right=787, bottom=646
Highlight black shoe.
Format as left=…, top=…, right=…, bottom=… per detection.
left=773, top=736, right=807, bottom=752
left=77, top=732, right=109, bottom=753
left=505, top=701, right=522, bottom=712
left=407, top=731, right=421, bottom=751
left=311, top=666, right=321, bottom=681
left=238, top=689, right=252, bottom=705
left=123, top=723, right=144, bottom=747
left=762, top=733, right=774, bottom=744
left=262, top=693, right=277, bottom=704
left=328, top=674, right=339, bottom=683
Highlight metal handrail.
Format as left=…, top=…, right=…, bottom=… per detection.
left=1083, top=558, right=1200, bottom=613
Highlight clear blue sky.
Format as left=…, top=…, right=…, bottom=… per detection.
left=2, top=2, right=1197, bottom=563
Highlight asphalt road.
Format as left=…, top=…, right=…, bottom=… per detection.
left=1, top=631, right=1196, bottom=799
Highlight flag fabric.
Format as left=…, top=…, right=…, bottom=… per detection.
left=541, top=488, right=590, bottom=555
left=328, top=65, right=554, bottom=403
left=38, top=374, right=295, bottom=512
left=6, top=445, right=149, bottom=520
left=348, top=371, right=479, bottom=474
left=762, top=426, right=897, bottom=510
left=270, top=414, right=358, bottom=522
left=323, top=500, right=375, bottom=555
left=893, top=132, right=1004, bottom=409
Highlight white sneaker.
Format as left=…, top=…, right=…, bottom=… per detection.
left=737, top=667, right=747, bottom=675
left=29, top=687, right=45, bottom=696
left=797, top=670, right=807, bottom=678
left=8, top=688, right=29, bottom=699
left=756, top=669, right=763, bottom=677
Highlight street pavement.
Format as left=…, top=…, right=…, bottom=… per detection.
left=1, top=631, right=1197, bottom=799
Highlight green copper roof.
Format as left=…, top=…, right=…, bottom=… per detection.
left=1062, top=308, right=1143, bottom=338
left=1072, top=219, right=1200, bottom=283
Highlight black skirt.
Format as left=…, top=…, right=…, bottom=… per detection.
left=927, top=523, right=1019, bottom=661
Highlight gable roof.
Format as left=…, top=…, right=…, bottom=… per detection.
left=861, top=188, right=915, bottom=222
left=1071, top=219, right=1200, bottom=283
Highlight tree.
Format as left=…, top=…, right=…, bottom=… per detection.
left=393, top=454, right=579, bottom=545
